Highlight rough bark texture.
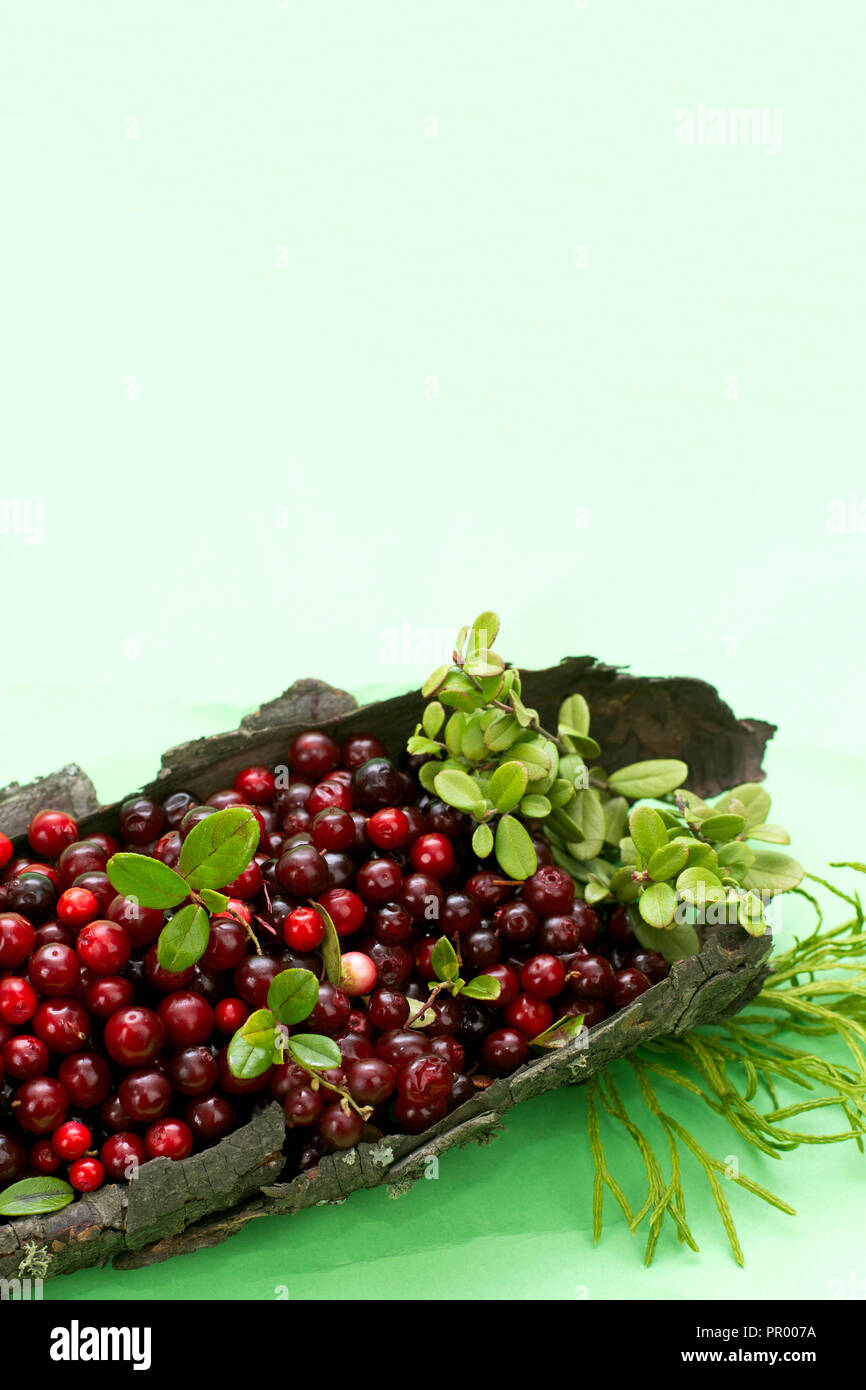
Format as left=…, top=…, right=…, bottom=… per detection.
left=0, top=659, right=776, bottom=1282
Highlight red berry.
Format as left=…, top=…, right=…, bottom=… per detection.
left=288, top=731, right=341, bottom=779
left=393, top=1095, right=445, bottom=1134
left=28, top=809, right=79, bottom=860
left=29, top=942, right=80, bottom=996
left=57, top=886, right=99, bottom=926
left=477, top=963, right=520, bottom=1008
left=346, top=1057, right=396, bottom=1105
left=495, top=900, right=538, bottom=945
left=356, top=858, right=403, bottom=905
left=202, top=916, right=248, bottom=970
left=367, top=808, right=409, bottom=850
left=84, top=975, right=135, bottom=1020
left=317, top=888, right=365, bottom=938
left=0, top=976, right=38, bottom=1025
left=104, top=1006, right=165, bottom=1066
left=52, top=1120, right=92, bottom=1161
left=3, top=1034, right=49, bottom=1081
left=30, top=1137, right=62, bottom=1174
left=56, top=841, right=107, bottom=890
left=169, top=1045, right=218, bottom=1096
left=503, top=993, right=553, bottom=1038
left=410, top=834, right=454, bottom=879
left=311, top=807, right=356, bottom=853
left=339, top=952, right=377, bottom=996
left=185, top=1093, right=236, bottom=1142
left=566, top=954, right=615, bottom=999
left=307, top=780, right=352, bottom=817
left=0, top=833, right=12, bottom=872
left=157, top=991, right=215, bottom=1047
left=400, top=873, right=444, bottom=922
left=57, top=1051, right=112, bottom=1109
left=145, top=1117, right=194, bottom=1160
left=367, top=988, right=410, bottom=1031
left=283, top=906, right=325, bottom=952
left=307, top=982, right=351, bottom=1036
left=482, top=1027, right=529, bottom=1075
left=608, top=905, right=637, bottom=947
left=0, top=913, right=36, bottom=969
left=106, top=893, right=164, bottom=949
left=69, top=1157, right=105, bottom=1192
left=523, top=866, right=575, bottom=918
left=233, top=764, right=276, bottom=805
left=276, top=844, right=329, bottom=898
left=214, top=997, right=248, bottom=1033
left=610, top=967, right=652, bottom=1010
left=101, top=1132, right=146, bottom=1181
left=119, top=1067, right=172, bottom=1122
left=465, top=872, right=511, bottom=908
left=0, top=1130, right=27, bottom=1184
left=520, top=953, right=567, bottom=1001
left=319, top=1104, right=364, bottom=1149
left=12, top=1076, right=69, bottom=1133
left=284, top=1086, right=324, bottom=1128
left=397, top=1055, right=453, bottom=1105
left=234, top=955, right=281, bottom=1009
left=144, top=943, right=194, bottom=993
left=119, top=795, right=165, bottom=845
left=76, top=921, right=132, bottom=975
left=221, top=860, right=263, bottom=900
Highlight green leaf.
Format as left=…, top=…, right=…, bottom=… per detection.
left=558, top=693, right=590, bottom=737
left=418, top=761, right=440, bottom=793
left=564, top=788, right=605, bottom=861
left=629, top=806, right=669, bottom=861
left=443, top=712, right=468, bottom=757
left=548, top=778, right=576, bottom=810
left=602, top=796, right=629, bottom=846
left=431, top=935, right=459, bottom=982
left=464, top=650, right=505, bottom=679
left=737, top=892, right=767, bottom=936
left=434, top=767, right=483, bottom=813
left=267, top=968, right=320, bottom=1026
left=200, top=889, right=230, bottom=914
left=179, top=806, right=261, bottom=891
left=503, top=739, right=552, bottom=783
left=227, top=1009, right=278, bottom=1079
left=746, top=823, right=791, bottom=844
left=288, top=1033, right=342, bottom=1071
left=311, top=902, right=342, bottom=986
left=407, top=735, right=444, bottom=757
left=638, top=882, right=678, bottom=928
left=608, top=865, right=641, bottom=902
left=495, top=815, right=538, bottom=880
left=671, top=838, right=719, bottom=871
left=717, top=842, right=756, bottom=873
left=632, top=914, right=700, bottom=962
left=676, top=866, right=725, bottom=902
left=438, top=671, right=483, bottom=712
left=422, top=701, right=445, bottom=738
left=489, top=760, right=529, bottom=814
left=156, top=904, right=210, bottom=972
left=713, top=783, right=771, bottom=831
left=530, top=1013, right=585, bottom=1050
left=461, top=974, right=502, bottom=1001
left=422, top=664, right=451, bottom=698
left=467, top=610, right=501, bottom=658
left=699, top=814, right=746, bottom=842
left=520, top=793, right=551, bottom=818
left=106, top=853, right=188, bottom=910
left=461, top=718, right=487, bottom=762
left=647, top=842, right=689, bottom=882
left=510, top=691, right=535, bottom=728
left=584, top=878, right=610, bottom=904
left=566, top=733, right=602, bottom=759
left=607, top=759, right=689, bottom=799
left=483, top=710, right=520, bottom=751
left=742, top=851, right=804, bottom=894
left=0, top=1176, right=75, bottom=1217
left=472, top=823, right=494, bottom=858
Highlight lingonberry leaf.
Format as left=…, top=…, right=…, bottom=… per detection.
left=421, top=664, right=451, bottom=698
left=267, top=968, right=319, bottom=1026
left=438, top=671, right=483, bottom=712
left=156, top=903, right=210, bottom=972
left=676, top=866, right=725, bottom=903
left=483, top=710, right=520, bottom=752
left=467, top=610, right=501, bottom=657
left=607, top=759, right=689, bottom=799
left=488, top=760, right=529, bottom=814
left=431, top=934, right=459, bottom=983
left=737, top=892, right=767, bottom=935
left=647, top=842, right=689, bottom=882
left=629, top=806, right=669, bottom=861
left=745, top=823, right=791, bottom=844
left=494, top=814, right=537, bottom=880
left=407, top=734, right=444, bottom=757
left=288, top=1033, right=342, bottom=1071
left=520, top=793, right=551, bottom=818
left=0, top=1176, right=74, bottom=1217
left=699, top=813, right=746, bottom=843
left=105, top=852, right=188, bottom=910
left=434, top=767, right=483, bottom=813
left=608, top=865, right=641, bottom=902
left=200, top=889, right=230, bottom=914
left=311, top=902, right=342, bottom=986
left=179, top=805, right=261, bottom=890
left=562, top=788, right=605, bottom=861
left=585, top=878, right=610, bottom=904
left=530, top=1012, right=584, bottom=1051
left=472, top=823, right=494, bottom=858
left=741, top=851, right=804, bottom=894
left=631, top=914, right=701, bottom=962
left=558, top=693, right=590, bottom=738
left=227, top=1009, right=279, bottom=1079
left=638, top=881, right=678, bottom=928
left=422, top=701, right=445, bottom=738
left=460, top=973, right=502, bottom=1002
left=712, top=782, right=771, bottom=830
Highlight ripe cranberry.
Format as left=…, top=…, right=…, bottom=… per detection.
left=76, top=920, right=131, bottom=975
left=610, top=967, right=652, bottom=1010
left=608, top=905, right=638, bottom=947
left=28, top=809, right=79, bottom=859
left=363, top=940, right=411, bottom=989
left=106, top=894, right=164, bottom=949
left=101, top=1132, right=147, bottom=1180
left=12, top=1076, right=69, bottom=1133
left=521, top=953, right=567, bottom=1001
left=179, top=805, right=217, bottom=840
left=169, top=1045, right=218, bottom=1096
left=340, top=734, right=387, bottom=770
left=348, top=811, right=369, bottom=852
left=368, top=988, right=410, bottom=1031
left=462, top=929, right=501, bottom=969
left=537, top=915, right=582, bottom=954
left=269, top=1061, right=307, bottom=1101
left=214, top=997, right=248, bottom=1033
left=307, top=982, right=351, bottom=1036
left=276, top=844, right=329, bottom=898
left=559, top=996, right=608, bottom=1028
left=375, top=1029, right=431, bottom=1067
left=30, top=1137, right=62, bottom=1174
left=439, top=892, right=481, bottom=938
left=3, top=1034, right=49, bottom=1081
left=161, top=790, right=199, bottom=828
left=0, top=833, right=12, bottom=872
left=333, top=1031, right=374, bottom=1063
left=495, top=900, right=538, bottom=945
left=185, top=1093, right=236, bottom=1142
left=319, top=1104, right=364, bottom=1150
left=570, top=902, right=599, bottom=947
left=523, top=866, right=575, bottom=917
left=85, top=975, right=135, bottom=1020
left=367, top=808, right=409, bottom=851
left=317, top=888, right=365, bottom=938
left=356, top=859, right=402, bottom=906
left=157, top=991, right=215, bottom=1047
left=233, top=764, right=276, bottom=805
left=6, top=872, right=56, bottom=921
left=447, top=1074, right=476, bottom=1111
left=311, top=807, right=355, bottom=854
left=119, top=1068, right=173, bottom=1122
left=410, top=833, right=454, bottom=879
left=284, top=1086, right=324, bottom=1128
left=33, top=997, right=90, bottom=1053
left=482, top=1027, right=530, bottom=1075
left=221, top=860, right=264, bottom=900
left=57, top=1051, right=112, bottom=1108
left=425, top=800, right=469, bottom=839
left=57, top=886, right=99, bottom=927
left=34, top=921, right=74, bottom=948
left=503, top=993, right=553, bottom=1038
left=340, top=952, right=377, bottom=996
left=99, top=1092, right=141, bottom=1134
left=371, top=902, right=413, bottom=946
left=71, top=871, right=113, bottom=915
left=288, top=731, right=341, bottom=779
left=104, top=1006, right=165, bottom=1066
left=629, top=949, right=667, bottom=984
left=0, top=1129, right=27, bottom=1184
left=201, top=917, right=248, bottom=970
left=152, top=830, right=183, bottom=868
left=429, top=1035, right=465, bottom=1071
left=419, top=994, right=461, bottom=1037
left=69, top=1157, right=105, bottom=1192
left=205, top=788, right=247, bottom=811
left=350, top=757, right=402, bottom=812
left=412, top=936, right=438, bottom=982
left=346, top=1058, right=396, bottom=1105
left=52, top=1119, right=92, bottom=1161
left=234, top=955, right=282, bottom=1009
left=144, top=943, right=195, bottom=993
left=119, top=795, right=165, bottom=845
left=0, top=976, right=38, bottom=1024
left=567, top=953, right=615, bottom=999
left=307, top=781, right=351, bottom=819
left=0, top=913, right=37, bottom=968
left=465, top=871, right=511, bottom=908
left=393, top=1095, right=445, bottom=1134
left=400, top=873, right=444, bottom=923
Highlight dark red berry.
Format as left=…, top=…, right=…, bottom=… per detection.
left=610, top=967, right=652, bottom=1010
left=396, top=1055, right=453, bottom=1107
left=33, top=997, right=90, bottom=1053
left=57, top=1051, right=112, bottom=1108
left=319, top=1104, right=364, bottom=1149
left=185, top=1093, right=236, bottom=1142
left=482, top=1027, right=529, bottom=1075
left=104, top=1006, right=165, bottom=1066
left=523, top=866, right=575, bottom=917
left=119, top=795, right=165, bottom=845
left=234, top=764, right=276, bottom=805
left=119, top=1068, right=173, bottom=1122
left=101, top=1132, right=147, bottom=1180
left=0, top=913, right=37, bottom=968
left=0, top=976, right=38, bottom=1024
left=567, top=953, right=615, bottom=999
left=214, top=997, right=248, bottom=1033
left=284, top=1085, right=324, bottom=1128
left=169, top=1045, right=218, bottom=1096
left=520, top=953, right=567, bottom=1001
left=3, top=1034, right=49, bottom=1081
left=12, top=1076, right=69, bottom=1133
left=76, top=920, right=131, bottom=975
left=495, top=900, right=538, bottom=946
left=503, top=993, right=552, bottom=1038
left=307, top=982, right=351, bottom=1036
left=157, top=991, right=214, bottom=1048
left=84, top=975, right=135, bottom=1020
left=346, top=1058, right=396, bottom=1105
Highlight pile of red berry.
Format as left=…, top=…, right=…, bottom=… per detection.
left=0, top=730, right=670, bottom=1198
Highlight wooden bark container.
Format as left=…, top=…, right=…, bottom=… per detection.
left=0, top=658, right=776, bottom=1281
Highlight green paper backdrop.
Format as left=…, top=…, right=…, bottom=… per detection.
left=2, top=0, right=864, bottom=1300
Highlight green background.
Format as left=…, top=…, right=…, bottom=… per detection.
left=2, top=1, right=864, bottom=1299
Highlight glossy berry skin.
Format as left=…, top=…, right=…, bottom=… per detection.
left=119, top=1068, right=173, bottom=1122
left=307, top=982, right=351, bottom=1036
left=400, top=873, right=444, bottom=923
left=283, top=1086, right=323, bottom=1128
left=144, top=944, right=194, bottom=994
left=202, top=917, right=248, bottom=971
left=397, top=1055, right=453, bottom=1105
left=393, top=1096, right=446, bottom=1134
left=430, top=1035, right=465, bottom=1072
left=346, top=1058, right=396, bottom=1105
left=185, top=1093, right=236, bottom=1143
left=363, top=940, right=411, bottom=990
left=536, top=915, right=582, bottom=955
left=99, top=1093, right=141, bottom=1134
left=51, top=1120, right=92, bottom=1161
left=57, top=1051, right=112, bottom=1109
left=3, top=1034, right=49, bottom=1081
left=233, top=764, right=276, bottom=805
left=339, top=952, right=377, bottom=996
left=503, top=994, right=553, bottom=1039
left=335, top=1030, right=374, bottom=1063
left=0, top=976, right=38, bottom=1025
left=84, top=975, right=135, bottom=1020
left=56, top=886, right=99, bottom=927
left=495, top=900, right=538, bottom=946
left=76, top=921, right=131, bottom=975
left=610, top=967, right=652, bottom=1010
left=566, top=953, right=615, bottom=1000
left=570, top=902, right=599, bottom=947
left=412, top=937, right=438, bottom=982
left=104, top=1006, right=165, bottom=1067
left=119, top=795, right=165, bottom=845
left=234, top=956, right=282, bottom=1009
left=523, top=866, right=575, bottom=918
left=13, top=1076, right=69, bottom=1134
left=6, top=873, right=57, bottom=923
left=477, top=964, right=520, bottom=1008
left=0, top=1130, right=27, bottom=1184
left=350, top=757, right=402, bottom=812
left=69, top=1157, right=105, bottom=1192
left=559, top=996, right=608, bottom=1028
left=608, top=905, right=637, bottom=947
left=367, top=808, right=409, bottom=850
left=101, top=1132, right=147, bottom=1181
left=30, top=1137, right=63, bottom=1174
left=28, top=809, right=79, bottom=859
left=307, top=779, right=352, bottom=817
left=106, top=894, right=164, bottom=950
left=0, top=832, right=12, bottom=872
left=169, top=1046, right=218, bottom=1096
left=157, top=991, right=215, bottom=1048
left=57, top=843, right=108, bottom=890
left=375, top=1029, right=431, bottom=1067
left=288, top=730, right=341, bottom=779
left=221, top=860, right=263, bottom=901
left=317, top=888, right=365, bottom=938
left=482, top=1028, right=529, bottom=1075
left=70, top=870, right=113, bottom=916
left=311, top=807, right=356, bottom=853
left=161, top=790, right=198, bottom=828
left=371, top=903, right=413, bottom=945
left=520, top=953, right=567, bottom=1001
left=319, top=1104, right=364, bottom=1150
left=629, top=950, right=667, bottom=985
left=356, top=859, right=402, bottom=906
left=0, top=913, right=37, bottom=968
left=276, top=844, right=329, bottom=898
left=462, top=929, right=501, bottom=970
left=465, top=871, right=511, bottom=909
left=368, top=988, right=410, bottom=1031
left=214, top=998, right=248, bottom=1033
left=340, top=733, right=387, bottom=770
left=410, top=833, right=454, bottom=880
